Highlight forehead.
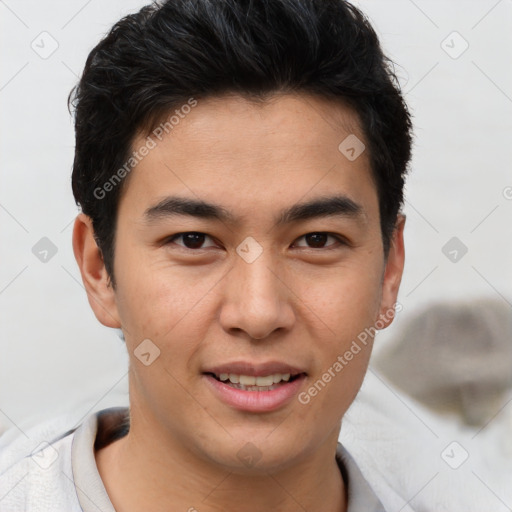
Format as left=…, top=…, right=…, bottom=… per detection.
left=118, top=92, right=376, bottom=224
left=150, top=92, right=364, bottom=158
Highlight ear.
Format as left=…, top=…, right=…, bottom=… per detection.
left=72, top=213, right=121, bottom=329
left=376, top=214, right=406, bottom=329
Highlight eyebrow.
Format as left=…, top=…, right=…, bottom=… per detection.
left=142, top=194, right=364, bottom=227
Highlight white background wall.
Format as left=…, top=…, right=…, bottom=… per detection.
left=1, top=0, right=511, bottom=434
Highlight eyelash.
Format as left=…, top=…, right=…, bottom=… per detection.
left=164, top=232, right=348, bottom=251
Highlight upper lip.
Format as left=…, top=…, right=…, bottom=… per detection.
left=203, top=361, right=306, bottom=377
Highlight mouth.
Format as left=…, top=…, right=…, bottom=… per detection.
left=204, top=371, right=305, bottom=391
left=202, top=362, right=307, bottom=412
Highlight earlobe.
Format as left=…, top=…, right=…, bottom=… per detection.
left=376, top=214, right=406, bottom=330
left=72, top=213, right=121, bottom=329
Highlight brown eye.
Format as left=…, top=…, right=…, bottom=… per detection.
left=293, top=232, right=344, bottom=249
left=166, top=232, right=217, bottom=249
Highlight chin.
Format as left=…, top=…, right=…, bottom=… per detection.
left=201, top=429, right=310, bottom=475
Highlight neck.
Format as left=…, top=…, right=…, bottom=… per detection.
left=95, top=408, right=347, bottom=512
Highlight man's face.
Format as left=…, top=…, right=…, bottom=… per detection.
left=77, top=92, right=404, bottom=471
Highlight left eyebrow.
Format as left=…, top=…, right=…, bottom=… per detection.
left=142, top=194, right=365, bottom=226
left=275, top=195, right=364, bottom=226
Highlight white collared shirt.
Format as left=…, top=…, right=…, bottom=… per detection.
left=0, top=406, right=386, bottom=511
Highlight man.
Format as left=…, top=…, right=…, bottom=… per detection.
left=0, top=0, right=412, bottom=510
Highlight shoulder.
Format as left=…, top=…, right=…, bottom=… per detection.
left=0, top=424, right=81, bottom=512
left=336, top=442, right=389, bottom=512
left=0, top=406, right=129, bottom=512
left=0, top=406, right=130, bottom=512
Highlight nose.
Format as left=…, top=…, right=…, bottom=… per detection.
left=219, top=247, right=295, bottom=341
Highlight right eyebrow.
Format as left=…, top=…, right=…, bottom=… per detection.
left=142, top=196, right=237, bottom=224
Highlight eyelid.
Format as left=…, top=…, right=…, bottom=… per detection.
left=166, top=232, right=218, bottom=249
left=165, top=231, right=349, bottom=250
left=292, top=232, right=348, bottom=249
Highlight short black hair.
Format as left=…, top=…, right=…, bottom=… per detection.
left=70, top=0, right=413, bottom=289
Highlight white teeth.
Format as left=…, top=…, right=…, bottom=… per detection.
left=215, top=373, right=294, bottom=385
left=255, top=375, right=274, bottom=387
left=239, top=375, right=256, bottom=386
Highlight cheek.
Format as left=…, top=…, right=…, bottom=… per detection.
left=293, top=272, right=379, bottom=422
left=297, top=260, right=383, bottom=335
left=115, top=255, right=222, bottom=354
left=117, top=262, right=219, bottom=415
left=295, top=344, right=372, bottom=431
left=293, top=262, right=382, bottom=409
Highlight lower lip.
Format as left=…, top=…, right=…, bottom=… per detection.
left=203, top=374, right=306, bottom=413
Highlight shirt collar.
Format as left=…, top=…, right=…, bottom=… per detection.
left=72, top=407, right=385, bottom=512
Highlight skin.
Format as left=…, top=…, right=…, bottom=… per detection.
left=73, top=92, right=405, bottom=512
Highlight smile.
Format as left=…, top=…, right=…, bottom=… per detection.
left=203, top=365, right=307, bottom=412
left=208, top=372, right=300, bottom=391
